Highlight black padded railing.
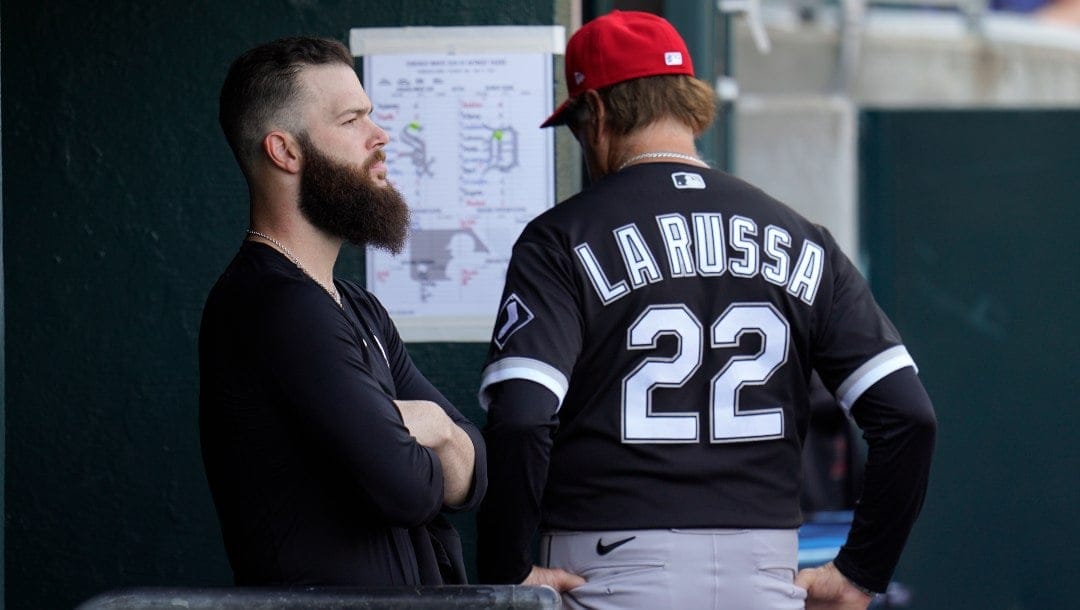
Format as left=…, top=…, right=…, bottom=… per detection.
left=75, top=585, right=561, bottom=609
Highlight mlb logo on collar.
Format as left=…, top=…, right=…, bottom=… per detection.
left=672, top=172, right=705, bottom=190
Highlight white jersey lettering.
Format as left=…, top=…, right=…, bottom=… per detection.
left=692, top=213, right=726, bottom=276
left=729, top=215, right=759, bottom=278
left=657, top=214, right=696, bottom=278
left=762, top=225, right=792, bottom=287
left=575, top=242, right=630, bottom=305
left=574, top=214, right=824, bottom=307
left=788, top=240, right=825, bottom=305
left=615, top=224, right=663, bottom=288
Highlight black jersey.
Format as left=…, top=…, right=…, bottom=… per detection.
left=200, top=241, right=486, bottom=586
left=479, top=163, right=915, bottom=532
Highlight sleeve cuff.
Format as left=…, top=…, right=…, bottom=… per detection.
left=832, top=554, right=886, bottom=594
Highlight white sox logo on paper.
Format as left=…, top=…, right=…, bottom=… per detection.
left=494, top=293, right=535, bottom=349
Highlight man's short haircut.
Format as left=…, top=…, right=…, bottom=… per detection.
left=567, top=74, right=717, bottom=137
left=219, top=37, right=354, bottom=175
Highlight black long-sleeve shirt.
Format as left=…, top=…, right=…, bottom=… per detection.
left=200, top=241, right=486, bottom=586
left=835, top=368, right=937, bottom=591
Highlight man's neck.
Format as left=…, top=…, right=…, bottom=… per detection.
left=248, top=207, right=342, bottom=288
left=608, top=119, right=702, bottom=174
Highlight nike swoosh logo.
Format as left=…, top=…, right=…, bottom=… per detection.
left=595, top=535, right=636, bottom=556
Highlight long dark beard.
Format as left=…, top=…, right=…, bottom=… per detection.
left=297, top=135, right=410, bottom=254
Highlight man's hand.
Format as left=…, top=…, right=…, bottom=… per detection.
left=522, top=565, right=585, bottom=592
left=393, top=399, right=474, bottom=505
left=393, top=400, right=453, bottom=448
left=795, top=562, right=874, bottom=610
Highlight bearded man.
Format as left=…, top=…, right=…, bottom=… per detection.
left=199, top=36, right=486, bottom=586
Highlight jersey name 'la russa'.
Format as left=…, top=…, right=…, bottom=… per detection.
left=480, top=163, right=915, bottom=531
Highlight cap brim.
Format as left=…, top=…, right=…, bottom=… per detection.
left=540, top=97, right=574, bottom=128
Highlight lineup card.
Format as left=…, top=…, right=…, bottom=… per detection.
left=362, top=52, right=555, bottom=341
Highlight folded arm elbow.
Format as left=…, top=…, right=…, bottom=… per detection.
left=371, top=478, right=444, bottom=527
left=359, top=448, right=445, bottom=527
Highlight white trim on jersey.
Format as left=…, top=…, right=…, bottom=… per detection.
left=836, top=345, right=918, bottom=411
left=479, top=357, right=569, bottom=412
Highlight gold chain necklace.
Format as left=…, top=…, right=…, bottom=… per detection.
left=246, top=230, right=341, bottom=307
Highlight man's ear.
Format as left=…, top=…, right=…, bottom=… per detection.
left=262, top=131, right=302, bottom=174
left=582, top=90, right=607, bottom=145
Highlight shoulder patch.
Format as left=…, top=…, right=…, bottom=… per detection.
left=672, top=172, right=706, bottom=190
left=493, top=293, right=535, bottom=349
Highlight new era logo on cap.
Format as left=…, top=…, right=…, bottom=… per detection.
left=574, top=71, right=585, bottom=85
left=664, top=52, right=684, bottom=66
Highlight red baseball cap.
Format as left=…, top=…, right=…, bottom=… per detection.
left=541, top=10, right=696, bottom=128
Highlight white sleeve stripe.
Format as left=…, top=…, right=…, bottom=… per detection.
left=478, top=357, right=569, bottom=412
left=836, top=345, right=918, bottom=411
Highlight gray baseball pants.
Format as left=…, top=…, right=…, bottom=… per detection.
left=540, top=528, right=807, bottom=609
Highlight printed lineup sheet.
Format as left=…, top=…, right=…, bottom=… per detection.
left=362, top=52, right=555, bottom=342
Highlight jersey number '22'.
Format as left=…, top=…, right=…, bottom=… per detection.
left=622, top=303, right=788, bottom=444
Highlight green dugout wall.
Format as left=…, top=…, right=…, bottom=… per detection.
left=860, top=110, right=1079, bottom=609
